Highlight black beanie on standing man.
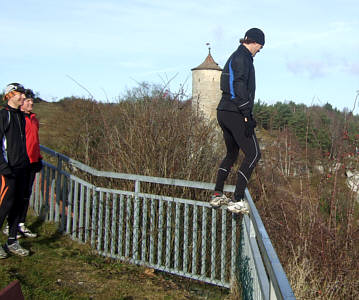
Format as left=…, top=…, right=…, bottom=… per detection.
left=244, top=28, right=265, bottom=46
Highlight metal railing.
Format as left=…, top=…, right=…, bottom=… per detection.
left=30, top=145, right=295, bottom=299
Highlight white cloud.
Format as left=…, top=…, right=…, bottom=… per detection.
left=286, top=59, right=328, bottom=78
left=286, top=52, right=359, bottom=79
left=344, top=62, right=359, bottom=76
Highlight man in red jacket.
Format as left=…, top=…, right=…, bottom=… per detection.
left=19, top=89, right=42, bottom=237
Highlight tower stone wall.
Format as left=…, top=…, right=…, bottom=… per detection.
left=191, top=50, right=222, bottom=120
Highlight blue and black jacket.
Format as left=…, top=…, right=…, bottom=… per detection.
left=217, top=44, right=255, bottom=116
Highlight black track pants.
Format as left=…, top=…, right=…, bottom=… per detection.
left=19, top=168, right=37, bottom=223
left=0, top=168, right=29, bottom=239
left=215, top=110, right=261, bottom=200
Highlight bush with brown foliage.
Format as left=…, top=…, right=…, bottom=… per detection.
left=254, top=127, right=359, bottom=299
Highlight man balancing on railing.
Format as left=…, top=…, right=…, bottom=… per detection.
left=210, top=28, right=264, bottom=214
left=0, top=83, right=30, bottom=258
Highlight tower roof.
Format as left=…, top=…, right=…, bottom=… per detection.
left=191, top=49, right=222, bottom=71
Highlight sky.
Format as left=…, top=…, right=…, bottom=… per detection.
left=1, top=0, right=358, bottom=111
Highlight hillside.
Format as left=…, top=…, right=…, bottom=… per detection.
left=33, top=101, right=70, bottom=154
left=30, top=90, right=359, bottom=299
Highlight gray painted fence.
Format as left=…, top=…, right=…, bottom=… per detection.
left=29, top=145, right=295, bottom=299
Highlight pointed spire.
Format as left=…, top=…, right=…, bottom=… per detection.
left=192, top=42, right=222, bottom=71
left=206, top=42, right=211, bottom=55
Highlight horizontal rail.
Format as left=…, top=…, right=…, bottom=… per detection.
left=40, top=145, right=235, bottom=192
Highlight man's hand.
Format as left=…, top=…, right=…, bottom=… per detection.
left=244, top=116, right=257, bottom=138
left=31, top=159, right=43, bottom=173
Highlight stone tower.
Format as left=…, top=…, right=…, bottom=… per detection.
left=191, top=47, right=222, bottom=120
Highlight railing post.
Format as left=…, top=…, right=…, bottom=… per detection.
left=91, top=187, right=98, bottom=248
left=135, top=180, right=140, bottom=197
left=66, top=180, right=73, bottom=234
left=49, top=174, right=55, bottom=221
left=85, top=186, right=91, bottom=242
left=55, top=155, right=62, bottom=222
left=60, top=176, right=67, bottom=232
left=34, top=171, right=40, bottom=215
left=97, top=191, right=104, bottom=252
left=133, top=180, right=140, bottom=260
left=104, top=192, right=110, bottom=253
left=270, top=280, right=277, bottom=300
left=56, top=154, right=62, bottom=222
left=111, top=193, right=117, bottom=256
left=118, top=194, right=125, bottom=257
left=72, top=181, right=79, bottom=239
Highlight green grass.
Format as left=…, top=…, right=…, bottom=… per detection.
left=0, top=214, right=229, bottom=300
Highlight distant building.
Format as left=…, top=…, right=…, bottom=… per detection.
left=191, top=48, right=222, bottom=120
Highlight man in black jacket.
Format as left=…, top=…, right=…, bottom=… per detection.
left=0, top=83, right=30, bottom=258
left=210, top=28, right=264, bottom=214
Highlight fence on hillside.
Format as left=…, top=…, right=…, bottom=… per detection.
left=30, top=145, right=295, bottom=300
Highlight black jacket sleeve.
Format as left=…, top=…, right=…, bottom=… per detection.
left=0, top=110, right=12, bottom=175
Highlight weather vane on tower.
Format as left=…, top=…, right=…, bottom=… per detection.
left=206, top=42, right=211, bottom=55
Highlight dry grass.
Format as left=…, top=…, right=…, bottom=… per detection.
left=0, top=215, right=229, bottom=300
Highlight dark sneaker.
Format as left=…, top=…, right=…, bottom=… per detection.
left=227, top=200, right=250, bottom=214
left=0, top=245, right=8, bottom=259
left=5, top=241, right=30, bottom=257
left=18, top=224, right=37, bottom=238
left=210, top=192, right=229, bottom=208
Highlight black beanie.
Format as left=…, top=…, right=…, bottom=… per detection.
left=25, top=89, right=35, bottom=99
left=244, top=28, right=265, bottom=46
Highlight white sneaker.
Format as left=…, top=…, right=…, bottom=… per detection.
left=2, top=225, right=21, bottom=239
left=4, top=241, right=30, bottom=257
left=227, top=200, right=249, bottom=214
left=18, top=223, right=37, bottom=238
left=210, top=192, right=229, bottom=208
left=0, top=245, right=8, bottom=259
left=2, top=225, right=8, bottom=235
